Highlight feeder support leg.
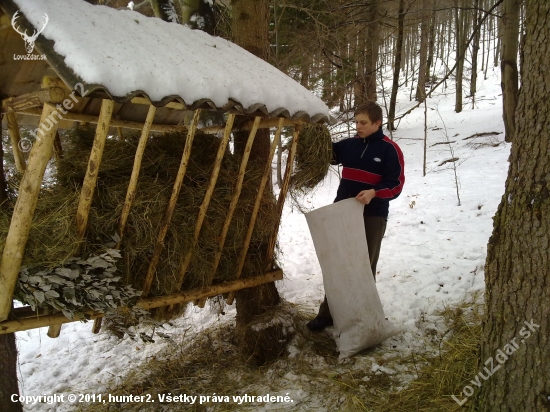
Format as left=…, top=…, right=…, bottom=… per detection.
left=0, top=103, right=59, bottom=322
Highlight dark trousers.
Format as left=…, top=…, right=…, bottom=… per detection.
left=316, top=215, right=387, bottom=320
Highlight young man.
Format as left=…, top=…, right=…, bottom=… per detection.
left=307, top=101, right=405, bottom=331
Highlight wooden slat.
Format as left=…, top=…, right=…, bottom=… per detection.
left=209, top=116, right=264, bottom=280
left=175, top=114, right=236, bottom=287
left=1, top=270, right=283, bottom=334
left=117, top=105, right=156, bottom=246
left=0, top=103, right=59, bottom=322
left=142, top=109, right=201, bottom=296
left=265, top=124, right=301, bottom=266
left=225, top=119, right=288, bottom=305
left=5, top=112, right=26, bottom=173
left=200, top=117, right=297, bottom=134
left=75, top=99, right=115, bottom=242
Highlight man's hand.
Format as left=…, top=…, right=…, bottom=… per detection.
left=356, top=189, right=376, bottom=205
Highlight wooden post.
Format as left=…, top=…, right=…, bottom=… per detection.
left=265, top=124, right=301, bottom=265
left=175, top=114, right=238, bottom=288
left=0, top=103, right=59, bottom=322
left=47, top=324, right=62, bottom=338
left=92, top=318, right=102, bottom=334
left=0, top=270, right=284, bottom=334
left=225, top=119, right=287, bottom=305
left=75, top=99, right=115, bottom=242
left=142, top=109, right=201, bottom=296
left=117, top=105, right=156, bottom=245
left=5, top=112, right=26, bottom=173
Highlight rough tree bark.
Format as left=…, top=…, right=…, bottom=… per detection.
left=500, top=0, right=520, bottom=142
left=230, top=0, right=285, bottom=365
left=472, top=0, right=550, bottom=410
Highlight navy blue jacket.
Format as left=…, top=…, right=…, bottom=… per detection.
left=333, top=128, right=405, bottom=217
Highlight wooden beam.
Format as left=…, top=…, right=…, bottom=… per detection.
left=16, top=108, right=187, bottom=133
left=200, top=117, right=297, bottom=134
left=2, top=88, right=66, bottom=113
left=75, top=100, right=115, bottom=242
left=226, top=119, right=288, bottom=305
left=5, top=112, right=26, bottom=173
left=0, top=270, right=283, bottom=334
left=142, top=109, right=202, bottom=296
left=0, top=103, right=59, bottom=322
left=175, top=114, right=236, bottom=287
left=117, top=105, right=156, bottom=245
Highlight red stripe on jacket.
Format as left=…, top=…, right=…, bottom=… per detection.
left=342, top=167, right=382, bottom=186
left=375, top=137, right=405, bottom=199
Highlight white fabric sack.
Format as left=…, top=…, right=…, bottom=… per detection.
left=305, top=198, right=401, bottom=359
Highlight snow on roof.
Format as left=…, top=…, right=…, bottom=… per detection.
left=12, top=0, right=331, bottom=122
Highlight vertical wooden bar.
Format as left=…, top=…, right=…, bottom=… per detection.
left=47, top=324, right=62, bottom=338
left=0, top=103, right=59, bottom=322
left=175, top=114, right=236, bottom=288
left=75, top=99, right=115, bottom=242
left=5, top=112, right=26, bottom=173
left=142, top=109, right=201, bottom=296
left=225, top=119, right=287, bottom=305
left=265, top=124, right=301, bottom=265
left=208, top=116, right=264, bottom=280
left=117, top=105, right=156, bottom=246
left=92, top=318, right=102, bottom=334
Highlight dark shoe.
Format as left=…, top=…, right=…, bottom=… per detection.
left=307, top=316, right=333, bottom=331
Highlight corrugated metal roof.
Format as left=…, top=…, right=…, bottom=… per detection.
left=0, top=0, right=334, bottom=127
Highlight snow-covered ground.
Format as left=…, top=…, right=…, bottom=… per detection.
left=13, top=68, right=510, bottom=411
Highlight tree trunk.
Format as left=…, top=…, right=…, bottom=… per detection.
left=388, top=0, right=405, bottom=130
left=472, top=1, right=550, bottom=410
left=354, top=1, right=380, bottom=104
left=230, top=0, right=284, bottom=365
left=501, top=0, right=520, bottom=142
left=416, top=0, right=430, bottom=102
left=470, top=0, right=482, bottom=106
left=454, top=0, right=469, bottom=113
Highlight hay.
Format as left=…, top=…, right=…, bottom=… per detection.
left=289, top=123, right=333, bottom=196
left=1, top=125, right=279, bottom=307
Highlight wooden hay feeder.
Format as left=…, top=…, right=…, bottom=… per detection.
left=0, top=1, right=332, bottom=337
